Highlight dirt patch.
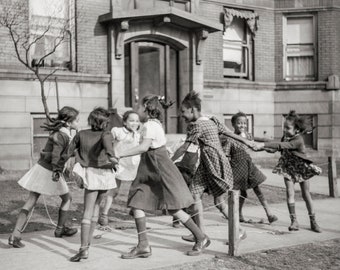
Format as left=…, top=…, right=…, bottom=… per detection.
left=159, top=238, right=340, bottom=270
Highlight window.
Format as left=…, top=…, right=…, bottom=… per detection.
left=31, top=115, right=53, bottom=160
left=223, top=8, right=257, bottom=80
left=224, top=114, right=253, bottom=135
left=29, top=0, right=74, bottom=70
left=283, top=15, right=317, bottom=81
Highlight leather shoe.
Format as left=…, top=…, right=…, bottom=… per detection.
left=181, top=234, right=195, bottom=242
left=8, top=235, right=25, bottom=248
left=55, top=226, right=78, bottom=238
left=121, top=246, right=152, bottom=259
left=187, top=235, right=211, bottom=256
left=70, top=246, right=89, bottom=262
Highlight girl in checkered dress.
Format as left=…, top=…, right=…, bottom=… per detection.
left=116, top=95, right=210, bottom=259
left=254, top=111, right=322, bottom=233
left=172, top=92, right=254, bottom=243
left=229, top=112, right=277, bottom=224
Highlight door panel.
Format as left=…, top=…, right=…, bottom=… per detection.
left=125, top=41, right=179, bottom=133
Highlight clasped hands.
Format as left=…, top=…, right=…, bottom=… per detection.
left=246, top=141, right=265, bottom=151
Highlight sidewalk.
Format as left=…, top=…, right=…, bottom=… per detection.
left=1, top=196, right=339, bottom=270
left=261, top=168, right=339, bottom=196
left=1, top=169, right=339, bottom=270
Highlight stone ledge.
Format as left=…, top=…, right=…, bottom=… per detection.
left=276, top=81, right=327, bottom=91
left=204, top=79, right=276, bottom=90
left=0, top=69, right=110, bottom=84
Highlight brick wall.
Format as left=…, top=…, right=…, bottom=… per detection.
left=254, top=9, right=275, bottom=82
left=318, top=10, right=340, bottom=81
left=0, top=0, right=29, bottom=70
left=200, top=1, right=276, bottom=82
left=75, top=0, right=110, bottom=74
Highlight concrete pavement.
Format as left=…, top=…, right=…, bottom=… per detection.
left=1, top=170, right=339, bottom=270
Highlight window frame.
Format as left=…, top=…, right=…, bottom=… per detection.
left=28, top=0, right=75, bottom=71
left=31, top=114, right=56, bottom=160
left=223, top=16, right=254, bottom=80
left=282, top=14, right=318, bottom=81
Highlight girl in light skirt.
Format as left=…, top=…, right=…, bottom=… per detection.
left=8, top=106, right=80, bottom=248
left=69, top=107, right=119, bottom=262
left=98, top=110, right=141, bottom=226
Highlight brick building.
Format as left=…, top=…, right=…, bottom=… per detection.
left=0, top=0, right=339, bottom=170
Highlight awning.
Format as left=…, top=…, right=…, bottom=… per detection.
left=99, top=7, right=223, bottom=33
left=224, top=8, right=259, bottom=35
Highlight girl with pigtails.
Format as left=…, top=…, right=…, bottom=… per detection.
left=8, top=106, right=80, bottom=248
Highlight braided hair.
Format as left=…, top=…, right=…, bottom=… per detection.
left=142, top=95, right=174, bottom=122
left=41, top=106, right=79, bottom=132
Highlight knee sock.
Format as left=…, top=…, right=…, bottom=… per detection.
left=57, top=209, right=68, bottom=229
left=135, top=216, right=149, bottom=248
left=88, top=216, right=98, bottom=246
left=13, top=209, right=29, bottom=237
left=80, top=219, right=91, bottom=248
left=183, top=218, right=205, bottom=242
left=287, top=203, right=296, bottom=217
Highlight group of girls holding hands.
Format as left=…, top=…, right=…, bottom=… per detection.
left=8, top=91, right=322, bottom=262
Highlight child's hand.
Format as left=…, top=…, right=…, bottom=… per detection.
left=264, top=148, right=277, bottom=153
left=52, top=171, right=61, bottom=182
left=109, top=156, right=119, bottom=166
left=252, top=142, right=265, bottom=151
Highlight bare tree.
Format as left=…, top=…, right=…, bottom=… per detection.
left=0, top=0, right=75, bottom=121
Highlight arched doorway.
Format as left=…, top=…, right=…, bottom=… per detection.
left=124, top=41, right=179, bottom=133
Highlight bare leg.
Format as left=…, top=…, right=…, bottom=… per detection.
left=101, top=180, right=121, bottom=216
left=89, top=190, right=107, bottom=244
left=253, top=185, right=278, bottom=223
left=99, top=180, right=121, bottom=226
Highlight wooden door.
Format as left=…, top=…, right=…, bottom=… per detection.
left=125, top=41, right=179, bottom=133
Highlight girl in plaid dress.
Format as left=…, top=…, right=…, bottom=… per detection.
left=230, top=112, right=278, bottom=224
left=255, top=111, right=322, bottom=233
left=116, top=95, right=210, bottom=259
left=172, top=92, right=253, bottom=243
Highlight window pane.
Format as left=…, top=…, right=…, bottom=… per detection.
left=223, top=17, right=249, bottom=77
left=33, top=117, right=50, bottom=135
left=33, top=137, right=48, bottom=158
left=31, top=0, right=68, bottom=18
left=286, top=55, right=314, bottom=80
left=285, top=16, right=316, bottom=81
left=287, top=17, right=313, bottom=44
